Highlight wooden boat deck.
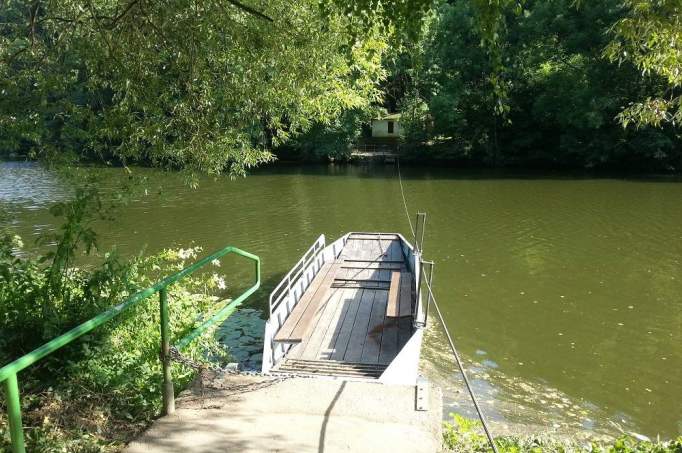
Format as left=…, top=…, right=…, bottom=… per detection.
left=274, top=234, right=414, bottom=377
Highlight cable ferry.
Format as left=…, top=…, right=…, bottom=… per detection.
left=262, top=231, right=430, bottom=385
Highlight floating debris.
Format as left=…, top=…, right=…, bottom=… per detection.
left=216, top=308, right=265, bottom=371
left=629, top=432, right=651, bottom=442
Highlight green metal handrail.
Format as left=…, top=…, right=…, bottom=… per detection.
left=0, top=245, right=260, bottom=453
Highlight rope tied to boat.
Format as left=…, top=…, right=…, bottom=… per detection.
left=395, top=157, right=500, bottom=453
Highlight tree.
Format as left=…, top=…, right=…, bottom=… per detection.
left=393, top=0, right=682, bottom=170
left=605, top=0, right=682, bottom=128
left=0, top=0, right=387, bottom=175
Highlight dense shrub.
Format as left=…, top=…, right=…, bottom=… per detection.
left=0, top=188, right=231, bottom=451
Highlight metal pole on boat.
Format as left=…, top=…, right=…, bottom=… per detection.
left=420, top=260, right=434, bottom=326
left=414, top=212, right=427, bottom=252
left=413, top=213, right=419, bottom=250
left=418, top=212, right=427, bottom=253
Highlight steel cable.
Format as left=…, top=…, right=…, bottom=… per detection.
left=395, top=157, right=499, bottom=453
left=396, top=157, right=416, bottom=239
left=420, top=272, right=500, bottom=453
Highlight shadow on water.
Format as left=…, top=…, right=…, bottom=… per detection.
left=252, top=161, right=682, bottom=183
left=246, top=270, right=289, bottom=313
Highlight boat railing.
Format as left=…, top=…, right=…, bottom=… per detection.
left=0, top=245, right=260, bottom=453
left=269, top=234, right=326, bottom=316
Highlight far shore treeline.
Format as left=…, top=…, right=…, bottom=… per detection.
left=1, top=0, right=681, bottom=174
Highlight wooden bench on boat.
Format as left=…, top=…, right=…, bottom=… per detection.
left=386, top=271, right=413, bottom=318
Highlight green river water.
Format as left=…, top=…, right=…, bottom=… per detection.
left=1, top=161, right=680, bottom=439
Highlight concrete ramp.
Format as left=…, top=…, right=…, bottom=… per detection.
left=125, top=373, right=442, bottom=453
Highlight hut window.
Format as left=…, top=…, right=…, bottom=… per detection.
left=388, top=121, right=394, bottom=134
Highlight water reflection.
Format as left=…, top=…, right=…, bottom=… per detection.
left=0, top=161, right=69, bottom=207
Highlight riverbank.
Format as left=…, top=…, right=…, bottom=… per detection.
left=271, top=141, right=682, bottom=174
left=8, top=150, right=682, bottom=178
left=442, top=414, right=682, bottom=452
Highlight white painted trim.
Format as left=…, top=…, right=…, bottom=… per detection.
left=379, top=329, right=424, bottom=385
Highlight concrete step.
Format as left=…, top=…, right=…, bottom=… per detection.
left=125, top=374, right=442, bottom=453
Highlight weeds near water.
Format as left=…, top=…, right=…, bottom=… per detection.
left=443, top=413, right=682, bottom=453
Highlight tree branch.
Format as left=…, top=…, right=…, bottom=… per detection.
left=224, top=0, right=273, bottom=22
left=2, top=47, right=28, bottom=65
left=29, top=1, right=40, bottom=48
left=109, top=0, right=140, bottom=28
